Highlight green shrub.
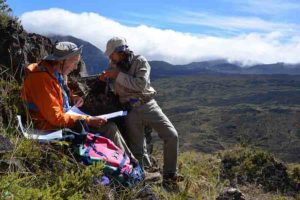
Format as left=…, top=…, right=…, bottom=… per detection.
left=0, top=0, right=12, bottom=28
left=0, top=76, right=23, bottom=128
left=0, top=137, right=107, bottom=200
left=220, top=146, right=297, bottom=193
left=153, top=151, right=224, bottom=199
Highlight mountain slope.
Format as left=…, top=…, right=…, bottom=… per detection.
left=244, top=63, right=300, bottom=74
left=48, top=35, right=109, bottom=75
left=152, top=74, right=300, bottom=163
left=149, top=60, right=215, bottom=78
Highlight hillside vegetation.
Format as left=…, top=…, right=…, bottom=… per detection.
left=1, top=135, right=300, bottom=199
left=152, top=74, right=300, bottom=163
left=0, top=2, right=300, bottom=199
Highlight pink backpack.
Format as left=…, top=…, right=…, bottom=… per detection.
left=79, top=133, right=144, bottom=186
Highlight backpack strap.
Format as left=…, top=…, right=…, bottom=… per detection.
left=91, top=143, right=107, bottom=158
left=82, top=145, right=93, bottom=165
left=84, top=134, right=128, bottom=176
left=86, top=135, right=108, bottom=158
left=113, top=153, right=128, bottom=176
left=84, top=146, right=92, bottom=157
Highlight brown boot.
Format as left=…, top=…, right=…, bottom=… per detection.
left=162, top=173, right=184, bottom=193
left=144, top=171, right=161, bottom=182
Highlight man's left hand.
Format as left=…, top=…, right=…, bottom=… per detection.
left=99, top=70, right=119, bottom=81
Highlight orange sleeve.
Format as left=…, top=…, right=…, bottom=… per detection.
left=26, top=73, right=84, bottom=128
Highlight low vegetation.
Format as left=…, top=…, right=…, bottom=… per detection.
left=153, top=75, right=300, bottom=163
left=1, top=2, right=300, bottom=199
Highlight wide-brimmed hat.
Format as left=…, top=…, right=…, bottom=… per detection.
left=44, top=41, right=83, bottom=61
left=105, top=37, right=129, bottom=56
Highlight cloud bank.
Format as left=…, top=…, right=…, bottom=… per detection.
left=21, top=8, right=300, bottom=65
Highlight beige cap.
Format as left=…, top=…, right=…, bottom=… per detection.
left=44, top=41, right=82, bottom=61
left=105, top=37, right=129, bottom=56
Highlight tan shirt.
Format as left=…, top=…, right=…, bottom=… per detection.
left=109, top=55, right=156, bottom=103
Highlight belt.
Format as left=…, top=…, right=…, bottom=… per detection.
left=122, top=97, right=153, bottom=110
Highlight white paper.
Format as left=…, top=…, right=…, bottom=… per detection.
left=67, top=106, right=127, bottom=120
left=99, top=110, right=128, bottom=119
left=16, top=115, right=63, bottom=140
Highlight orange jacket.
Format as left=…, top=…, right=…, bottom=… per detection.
left=21, top=61, right=86, bottom=131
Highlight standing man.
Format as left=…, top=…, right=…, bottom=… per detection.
left=21, top=41, right=133, bottom=157
left=99, top=37, right=181, bottom=190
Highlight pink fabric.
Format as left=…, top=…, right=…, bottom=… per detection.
left=85, top=133, right=132, bottom=173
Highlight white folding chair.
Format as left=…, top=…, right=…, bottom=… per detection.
left=16, top=115, right=63, bottom=141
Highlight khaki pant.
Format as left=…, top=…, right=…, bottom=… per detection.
left=91, top=122, right=135, bottom=159
left=125, top=99, right=178, bottom=175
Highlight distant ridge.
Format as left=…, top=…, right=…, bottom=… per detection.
left=48, top=35, right=300, bottom=76
left=149, top=60, right=300, bottom=77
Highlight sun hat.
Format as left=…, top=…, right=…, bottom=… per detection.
left=44, top=41, right=83, bottom=61
left=105, top=37, right=129, bottom=56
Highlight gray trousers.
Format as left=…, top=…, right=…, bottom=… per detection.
left=125, top=99, right=178, bottom=175
left=91, top=122, right=135, bottom=159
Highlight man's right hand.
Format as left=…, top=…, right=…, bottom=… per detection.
left=99, top=70, right=119, bottom=82
left=86, top=116, right=107, bottom=127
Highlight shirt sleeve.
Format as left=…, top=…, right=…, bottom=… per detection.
left=115, top=58, right=150, bottom=92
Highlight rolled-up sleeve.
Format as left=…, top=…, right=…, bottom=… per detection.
left=115, top=59, right=150, bottom=92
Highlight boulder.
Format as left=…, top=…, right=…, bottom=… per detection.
left=0, top=18, right=52, bottom=83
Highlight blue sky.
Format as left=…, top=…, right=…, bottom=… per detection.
left=7, top=0, right=300, bottom=65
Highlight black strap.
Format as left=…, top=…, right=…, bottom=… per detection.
left=113, top=153, right=128, bottom=176
left=85, top=134, right=128, bottom=175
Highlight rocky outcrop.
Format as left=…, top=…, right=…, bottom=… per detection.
left=220, top=148, right=300, bottom=195
left=0, top=17, right=53, bottom=127
left=0, top=18, right=52, bottom=83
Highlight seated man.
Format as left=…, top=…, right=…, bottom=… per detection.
left=21, top=41, right=133, bottom=157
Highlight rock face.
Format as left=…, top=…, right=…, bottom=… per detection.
left=0, top=18, right=52, bottom=83
left=0, top=18, right=53, bottom=127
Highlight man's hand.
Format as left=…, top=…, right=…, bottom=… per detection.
left=73, top=96, right=84, bottom=107
left=87, top=116, right=107, bottom=127
left=99, top=70, right=119, bottom=82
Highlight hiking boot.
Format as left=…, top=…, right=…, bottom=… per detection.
left=162, top=173, right=184, bottom=193
left=163, top=173, right=184, bottom=182
left=162, top=179, right=180, bottom=193
left=144, top=171, right=161, bottom=182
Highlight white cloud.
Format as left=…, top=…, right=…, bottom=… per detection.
left=20, top=8, right=300, bottom=65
